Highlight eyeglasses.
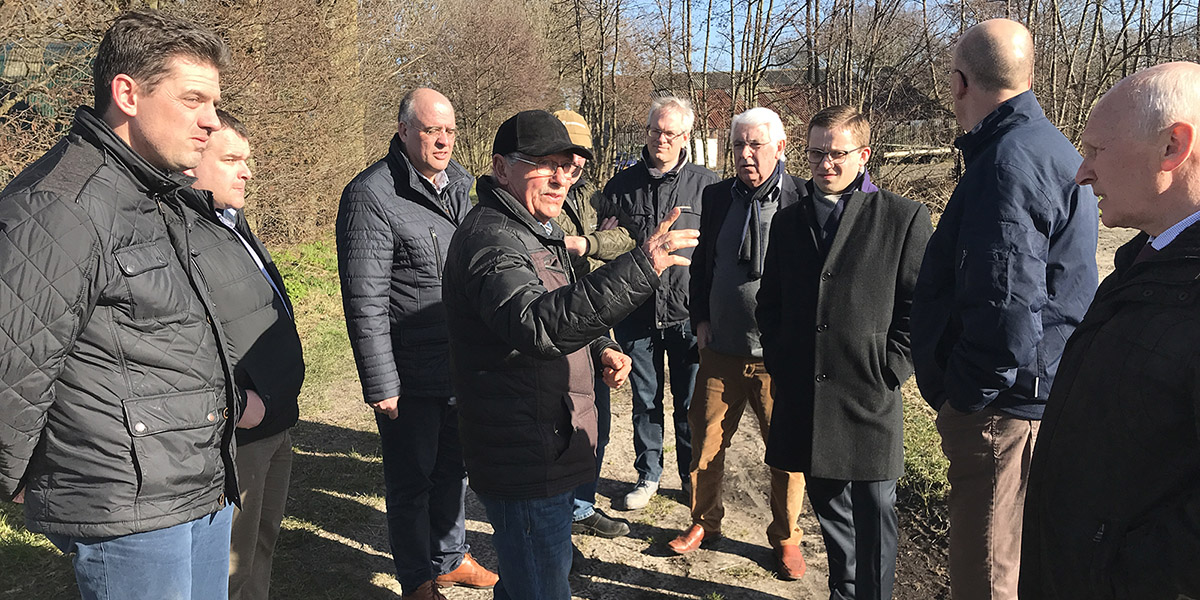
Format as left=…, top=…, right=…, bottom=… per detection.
left=733, top=140, right=771, bottom=152
left=647, top=127, right=685, bottom=142
left=512, top=155, right=584, bottom=178
left=805, top=146, right=866, bottom=165
left=418, top=125, right=457, bottom=138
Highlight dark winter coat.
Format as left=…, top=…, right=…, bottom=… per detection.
left=910, top=91, right=1099, bottom=419
left=170, top=189, right=305, bottom=446
left=0, top=107, right=239, bottom=537
left=444, top=176, right=660, bottom=499
left=757, top=174, right=932, bottom=480
left=602, top=148, right=718, bottom=328
left=1020, top=224, right=1200, bottom=600
left=336, top=136, right=473, bottom=403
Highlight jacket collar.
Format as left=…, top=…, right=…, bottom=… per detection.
left=641, top=145, right=690, bottom=180
left=476, top=175, right=563, bottom=243
left=954, top=90, right=1043, bottom=162
left=72, top=106, right=192, bottom=196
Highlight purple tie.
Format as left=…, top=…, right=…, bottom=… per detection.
left=1134, top=242, right=1158, bottom=264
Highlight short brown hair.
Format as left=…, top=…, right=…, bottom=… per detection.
left=807, top=105, right=871, bottom=147
left=93, top=11, right=230, bottom=115
left=216, top=109, right=250, bottom=139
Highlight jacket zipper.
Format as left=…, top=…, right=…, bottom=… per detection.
left=430, top=227, right=443, bottom=279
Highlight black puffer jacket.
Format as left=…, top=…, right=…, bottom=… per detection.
left=169, top=188, right=305, bottom=446
left=1021, top=225, right=1200, bottom=600
left=0, top=107, right=239, bottom=537
left=336, top=137, right=473, bottom=402
left=602, top=147, right=718, bottom=328
left=444, top=176, right=660, bottom=499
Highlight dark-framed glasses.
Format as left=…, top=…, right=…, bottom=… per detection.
left=513, top=156, right=584, bottom=178
left=806, top=146, right=866, bottom=165
left=647, top=127, right=685, bottom=142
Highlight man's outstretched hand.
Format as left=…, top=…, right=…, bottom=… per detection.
left=642, top=207, right=700, bottom=276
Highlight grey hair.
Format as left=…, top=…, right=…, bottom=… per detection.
left=647, top=96, right=696, bottom=134
left=1118, top=63, right=1200, bottom=138
left=730, top=107, right=786, bottom=143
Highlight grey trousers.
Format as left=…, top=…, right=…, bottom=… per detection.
left=807, top=477, right=899, bottom=600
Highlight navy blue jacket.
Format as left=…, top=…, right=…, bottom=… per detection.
left=910, top=91, right=1098, bottom=419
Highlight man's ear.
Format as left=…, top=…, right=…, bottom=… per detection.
left=109, top=74, right=139, bottom=118
left=1161, top=121, right=1195, bottom=173
left=492, top=154, right=510, bottom=186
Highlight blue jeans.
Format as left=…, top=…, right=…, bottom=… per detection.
left=376, top=397, right=468, bottom=594
left=478, top=490, right=574, bottom=600
left=573, top=375, right=611, bottom=521
left=614, top=319, right=697, bottom=483
left=46, top=505, right=234, bottom=600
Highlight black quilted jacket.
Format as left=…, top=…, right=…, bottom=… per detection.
left=168, top=188, right=305, bottom=447
left=0, top=107, right=240, bottom=537
left=336, top=136, right=473, bottom=403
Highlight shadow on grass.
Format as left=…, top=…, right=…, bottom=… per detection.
left=273, top=419, right=495, bottom=598
left=0, top=503, right=77, bottom=599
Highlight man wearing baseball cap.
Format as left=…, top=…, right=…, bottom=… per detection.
left=442, top=110, right=699, bottom=598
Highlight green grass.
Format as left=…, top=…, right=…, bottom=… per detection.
left=900, top=380, right=950, bottom=506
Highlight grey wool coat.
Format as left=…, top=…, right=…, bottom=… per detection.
left=757, top=173, right=932, bottom=481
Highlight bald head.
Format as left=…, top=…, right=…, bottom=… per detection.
left=955, top=19, right=1033, bottom=93
left=398, top=87, right=454, bottom=125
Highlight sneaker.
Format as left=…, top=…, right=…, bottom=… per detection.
left=618, top=479, right=659, bottom=510
left=572, top=510, right=631, bottom=538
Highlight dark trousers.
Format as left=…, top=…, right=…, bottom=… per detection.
left=614, top=319, right=697, bottom=484
left=573, top=375, right=611, bottom=520
left=807, top=477, right=899, bottom=600
left=376, top=397, right=468, bottom=594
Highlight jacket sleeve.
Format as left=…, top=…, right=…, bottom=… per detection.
left=462, top=231, right=660, bottom=360
left=943, top=165, right=1051, bottom=413
left=885, top=203, right=934, bottom=386
left=584, top=190, right=636, bottom=260
left=588, top=336, right=620, bottom=364
left=335, top=183, right=400, bottom=404
left=754, top=213, right=785, bottom=374
left=0, top=190, right=99, bottom=498
left=688, top=185, right=717, bottom=326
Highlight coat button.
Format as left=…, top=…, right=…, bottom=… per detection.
left=133, top=422, right=147, bottom=433
left=1143, top=290, right=1154, bottom=297
left=821, top=271, right=832, bottom=281
left=816, top=324, right=828, bottom=332
left=815, top=373, right=828, bottom=382
left=218, top=493, right=226, bottom=507
left=223, top=408, right=230, bottom=419
left=207, top=412, right=216, bottom=422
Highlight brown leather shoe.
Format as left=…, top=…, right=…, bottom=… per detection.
left=401, top=581, right=448, bottom=600
left=667, top=523, right=722, bottom=554
left=776, top=544, right=807, bottom=580
left=434, top=552, right=499, bottom=589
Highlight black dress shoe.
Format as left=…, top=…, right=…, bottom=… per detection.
left=571, top=510, right=631, bottom=538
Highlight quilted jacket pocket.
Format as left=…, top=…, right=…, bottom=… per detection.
left=122, top=390, right=224, bottom=502
left=113, top=241, right=191, bottom=320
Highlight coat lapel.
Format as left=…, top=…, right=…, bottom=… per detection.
left=823, top=187, right=869, bottom=264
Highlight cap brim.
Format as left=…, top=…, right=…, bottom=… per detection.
left=524, top=141, right=594, bottom=162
